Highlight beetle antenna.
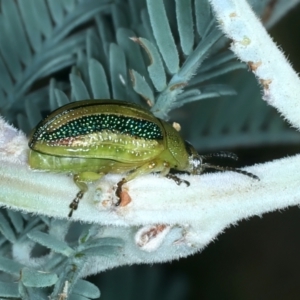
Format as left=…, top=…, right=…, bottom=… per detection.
left=202, top=163, right=259, bottom=180
left=202, top=151, right=238, bottom=161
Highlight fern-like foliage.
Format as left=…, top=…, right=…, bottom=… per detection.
left=0, top=0, right=110, bottom=131
left=48, top=0, right=240, bottom=121
left=0, top=0, right=243, bottom=133
left=0, top=212, right=121, bottom=299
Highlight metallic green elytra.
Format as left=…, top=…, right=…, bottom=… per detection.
left=28, top=99, right=259, bottom=217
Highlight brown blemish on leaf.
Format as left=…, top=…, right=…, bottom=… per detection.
left=137, top=224, right=168, bottom=247
left=260, top=79, right=272, bottom=90
left=248, top=61, right=262, bottom=71
left=130, top=37, right=153, bottom=65
left=170, top=82, right=187, bottom=91
left=101, top=200, right=111, bottom=207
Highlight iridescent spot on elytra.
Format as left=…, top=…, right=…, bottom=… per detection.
left=40, top=114, right=163, bottom=141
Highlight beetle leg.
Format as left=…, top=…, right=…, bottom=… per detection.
left=69, top=191, right=84, bottom=218
left=69, top=172, right=104, bottom=217
left=165, top=173, right=190, bottom=187
left=115, top=178, right=126, bottom=205
left=115, top=160, right=170, bottom=205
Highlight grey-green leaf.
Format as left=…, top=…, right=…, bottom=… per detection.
left=54, top=89, right=71, bottom=107
left=2, top=0, right=31, bottom=65
left=25, top=98, right=43, bottom=129
left=0, top=15, right=23, bottom=81
left=130, top=69, right=154, bottom=106
left=0, top=256, right=23, bottom=276
left=189, top=61, right=247, bottom=86
left=146, top=0, right=179, bottom=74
left=195, top=0, right=212, bottom=38
left=175, top=27, right=223, bottom=83
left=21, top=267, right=58, bottom=287
left=0, top=55, right=13, bottom=95
left=89, top=59, right=110, bottom=99
left=0, top=282, right=19, bottom=298
left=7, top=210, right=24, bottom=233
left=117, top=28, right=146, bottom=77
left=174, top=84, right=236, bottom=108
left=70, top=73, right=91, bottom=101
left=47, top=1, right=64, bottom=24
left=18, top=0, right=42, bottom=52
left=63, top=0, right=76, bottom=12
left=109, top=43, right=128, bottom=100
left=175, top=0, right=194, bottom=55
left=112, top=3, right=129, bottom=29
left=136, top=38, right=166, bottom=92
left=27, top=231, right=74, bottom=256
left=30, top=0, right=52, bottom=39
left=0, top=212, right=16, bottom=243
left=73, top=279, right=101, bottom=299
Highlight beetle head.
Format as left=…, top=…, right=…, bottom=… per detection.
left=184, top=142, right=204, bottom=175
left=184, top=143, right=259, bottom=180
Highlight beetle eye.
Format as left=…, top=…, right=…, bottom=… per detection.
left=189, top=155, right=202, bottom=174
left=193, top=157, right=202, bottom=174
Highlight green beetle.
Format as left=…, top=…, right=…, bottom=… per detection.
left=28, top=100, right=258, bottom=217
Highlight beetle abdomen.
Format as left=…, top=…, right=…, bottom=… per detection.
left=28, top=100, right=166, bottom=163
left=29, top=100, right=164, bottom=147
left=38, top=114, right=163, bottom=143
left=28, top=150, right=144, bottom=173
